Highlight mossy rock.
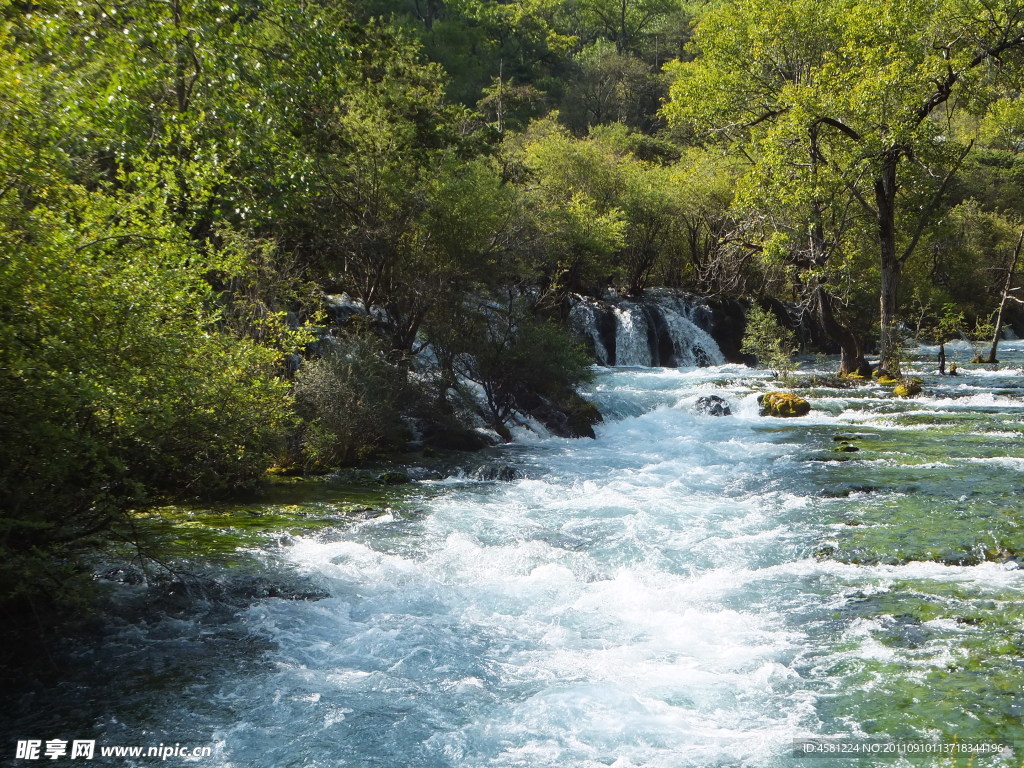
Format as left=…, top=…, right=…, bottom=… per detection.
left=876, top=376, right=900, bottom=386
left=840, top=372, right=867, bottom=381
left=758, top=391, right=811, bottom=417
left=565, top=397, right=604, bottom=437
left=893, top=377, right=924, bottom=397
left=377, top=470, right=412, bottom=485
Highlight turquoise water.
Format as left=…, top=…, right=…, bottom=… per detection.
left=7, top=341, right=1024, bottom=767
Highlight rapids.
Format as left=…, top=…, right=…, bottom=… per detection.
left=6, top=340, right=1024, bottom=767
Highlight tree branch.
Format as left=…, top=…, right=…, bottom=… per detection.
left=898, top=140, right=974, bottom=265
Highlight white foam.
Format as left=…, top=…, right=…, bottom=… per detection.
left=199, top=362, right=1024, bottom=766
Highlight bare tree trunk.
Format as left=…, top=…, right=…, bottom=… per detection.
left=875, top=156, right=902, bottom=375
left=814, top=287, right=867, bottom=376
left=988, top=228, right=1024, bottom=364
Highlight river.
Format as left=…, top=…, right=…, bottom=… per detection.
left=7, top=342, right=1024, bottom=767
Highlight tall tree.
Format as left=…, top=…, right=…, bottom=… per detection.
left=665, top=0, right=1024, bottom=373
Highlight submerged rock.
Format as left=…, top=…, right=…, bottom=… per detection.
left=470, top=463, right=521, bottom=482
left=693, top=395, right=732, bottom=416
left=377, top=470, right=412, bottom=485
left=758, top=391, right=811, bottom=417
left=516, top=390, right=603, bottom=439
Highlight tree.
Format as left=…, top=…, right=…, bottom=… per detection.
left=572, top=0, right=684, bottom=55
left=665, top=0, right=1024, bottom=374
left=0, top=0, right=307, bottom=620
left=430, top=296, right=594, bottom=439
left=515, top=121, right=627, bottom=308
left=741, top=305, right=798, bottom=380
left=562, top=40, right=662, bottom=131
left=986, top=228, right=1024, bottom=364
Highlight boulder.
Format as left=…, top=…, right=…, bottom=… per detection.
left=758, top=391, right=811, bottom=417
left=515, top=389, right=602, bottom=439
left=377, top=470, right=411, bottom=485
left=471, top=463, right=520, bottom=482
left=694, top=395, right=732, bottom=417
left=893, top=377, right=923, bottom=397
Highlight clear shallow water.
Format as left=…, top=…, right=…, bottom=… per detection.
left=8, top=342, right=1024, bottom=767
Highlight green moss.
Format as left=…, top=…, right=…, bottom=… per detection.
left=893, top=377, right=924, bottom=397
left=759, top=391, right=811, bottom=417
left=818, top=581, right=1024, bottom=748
left=123, top=477, right=418, bottom=563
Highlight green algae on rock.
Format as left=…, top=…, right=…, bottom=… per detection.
left=893, top=377, right=924, bottom=397
left=759, top=391, right=811, bottom=417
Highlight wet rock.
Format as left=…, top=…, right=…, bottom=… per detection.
left=893, top=377, right=924, bottom=397
left=758, top=391, right=811, bottom=417
left=377, top=470, right=412, bottom=485
left=420, top=420, right=496, bottom=451
left=98, top=566, right=147, bottom=585
left=516, top=390, right=602, bottom=439
left=939, top=550, right=981, bottom=567
left=835, top=444, right=860, bottom=453
left=471, top=464, right=521, bottom=482
left=564, top=397, right=603, bottom=438
left=693, top=395, right=732, bottom=417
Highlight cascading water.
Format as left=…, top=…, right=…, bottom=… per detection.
left=6, top=341, right=1024, bottom=767
left=570, top=291, right=729, bottom=368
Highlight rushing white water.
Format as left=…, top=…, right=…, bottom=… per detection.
left=11, top=343, right=1024, bottom=768
left=209, top=352, right=1024, bottom=767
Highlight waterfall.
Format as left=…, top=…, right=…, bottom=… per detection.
left=570, top=290, right=730, bottom=368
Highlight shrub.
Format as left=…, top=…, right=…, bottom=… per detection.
left=432, top=299, right=595, bottom=438
left=741, top=305, right=798, bottom=380
left=294, top=332, right=414, bottom=468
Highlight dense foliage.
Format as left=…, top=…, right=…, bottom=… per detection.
left=3, top=0, right=1024, bottom=637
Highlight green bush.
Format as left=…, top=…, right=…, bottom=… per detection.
left=431, top=299, right=595, bottom=437
left=741, top=305, right=798, bottom=380
left=294, top=332, right=415, bottom=467
left=0, top=112, right=294, bottom=623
